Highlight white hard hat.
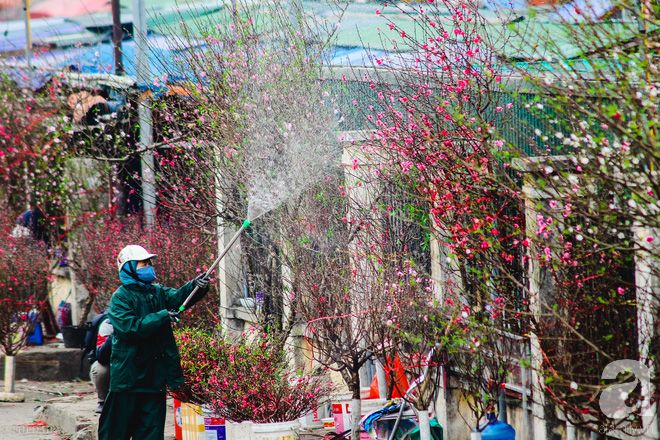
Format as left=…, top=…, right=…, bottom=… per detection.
left=117, top=245, right=158, bottom=273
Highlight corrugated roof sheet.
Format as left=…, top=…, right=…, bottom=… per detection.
left=1, top=0, right=654, bottom=87
left=0, top=16, right=92, bottom=53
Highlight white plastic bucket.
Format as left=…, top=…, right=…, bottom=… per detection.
left=252, top=420, right=300, bottom=440
left=322, top=417, right=335, bottom=433
left=225, top=420, right=253, bottom=440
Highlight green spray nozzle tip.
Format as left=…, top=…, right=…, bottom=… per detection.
left=179, top=305, right=185, bottom=312
left=242, top=219, right=251, bottom=228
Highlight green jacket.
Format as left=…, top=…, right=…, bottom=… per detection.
left=108, top=281, right=194, bottom=393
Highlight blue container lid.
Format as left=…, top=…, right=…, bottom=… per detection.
left=476, top=414, right=515, bottom=440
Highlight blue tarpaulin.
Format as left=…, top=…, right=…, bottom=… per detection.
left=8, top=34, right=204, bottom=88
left=15, top=37, right=398, bottom=89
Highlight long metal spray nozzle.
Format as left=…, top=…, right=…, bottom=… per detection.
left=178, top=219, right=251, bottom=313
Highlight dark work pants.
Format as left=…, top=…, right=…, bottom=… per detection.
left=98, top=391, right=166, bottom=440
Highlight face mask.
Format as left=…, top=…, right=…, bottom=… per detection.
left=136, top=266, right=156, bottom=283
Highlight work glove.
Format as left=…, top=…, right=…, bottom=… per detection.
left=187, top=275, right=211, bottom=309
left=194, top=275, right=210, bottom=291
left=168, top=310, right=180, bottom=323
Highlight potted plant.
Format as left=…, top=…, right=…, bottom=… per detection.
left=173, top=327, right=332, bottom=439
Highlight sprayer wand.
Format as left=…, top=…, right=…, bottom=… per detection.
left=178, top=219, right=251, bottom=313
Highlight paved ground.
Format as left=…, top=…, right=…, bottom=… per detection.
left=0, top=379, right=332, bottom=440
left=0, top=378, right=334, bottom=439
left=0, top=337, right=330, bottom=440
left=0, top=379, right=177, bottom=440
left=0, top=379, right=90, bottom=440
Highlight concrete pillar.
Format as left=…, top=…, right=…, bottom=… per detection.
left=435, top=367, right=465, bottom=439
left=521, top=345, right=532, bottom=440
left=139, top=106, right=156, bottom=229
left=633, top=225, right=660, bottom=440
left=375, top=359, right=388, bottom=398
left=216, top=223, right=245, bottom=334
left=132, top=0, right=156, bottom=229
left=360, top=358, right=374, bottom=390
left=342, top=137, right=377, bottom=395
left=522, top=183, right=560, bottom=440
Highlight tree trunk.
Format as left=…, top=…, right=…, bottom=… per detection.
left=351, top=369, right=361, bottom=440
left=0, top=355, right=24, bottom=402
left=77, top=291, right=96, bottom=327
left=4, top=355, right=15, bottom=393
left=76, top=266, right=96, bottom=327
left=418, top=409, right=431, bottom=440
left=351, top=398, right=362, bottom=440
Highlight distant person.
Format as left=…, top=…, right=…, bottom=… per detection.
left=88, top=312, right=114, bottom=413
left=98, top=245, right=210, bottom=440
left=67, top=91, right=110, bottom=125
left=13, top=209, right=49, bottom=246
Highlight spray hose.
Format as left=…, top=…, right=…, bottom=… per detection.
left=178, top=219, right=251, bottom=313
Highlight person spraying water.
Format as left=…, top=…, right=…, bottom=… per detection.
left=98, top=245, right=211, bottom=440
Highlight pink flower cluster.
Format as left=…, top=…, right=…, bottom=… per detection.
left=0, top=221, right=50, bottom=356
